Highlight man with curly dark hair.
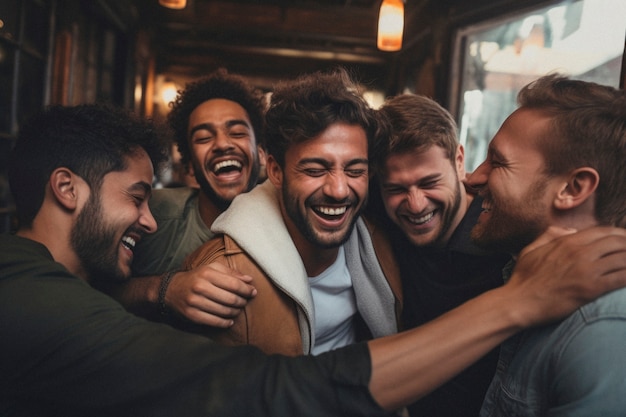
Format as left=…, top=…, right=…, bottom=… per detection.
left=167, top=68, right=266, bottom=201
left=180, top=68, right=404, bottom=355
left=108, top=69, right=263, bottom=326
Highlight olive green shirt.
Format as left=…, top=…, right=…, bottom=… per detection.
left=132, top=187, right=214, bottom=276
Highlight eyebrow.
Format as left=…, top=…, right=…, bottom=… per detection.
left=130, top=181, right=153, bottom=197
left=188, top=119, right=252, bottom=138
left=487, top=144, right=505, bottom=161
left=382, top=172, right=442, bottom=187
left=297, top=157, right=369, bottom=167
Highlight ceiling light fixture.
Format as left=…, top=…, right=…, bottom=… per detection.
left=159, top=0, right=187, bottom=10
left=377, top=0, right=405, bottom=52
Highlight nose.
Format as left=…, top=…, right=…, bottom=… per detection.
left=139, top=205, right=158, bottom=234
left=405, top=187, right=428, bottom=212
left=213, top=130, right=235, bottom=151
left=466, top=160, right=489, bottom=192
left=323, top=172, right=350, bottom=201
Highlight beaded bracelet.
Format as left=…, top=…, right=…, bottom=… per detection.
left=158, top=270, right=178, bottom=316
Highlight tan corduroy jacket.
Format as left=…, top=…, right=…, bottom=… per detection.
left=180, top=181, right=402, bottom=356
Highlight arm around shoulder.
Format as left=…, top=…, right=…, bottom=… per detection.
left=366, top=226, right=626, bottom=411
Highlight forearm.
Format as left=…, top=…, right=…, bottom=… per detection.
left=368, top=221, right=626, bottom=411
left=368, top=286, right=523, bottom=410
left=104, top=275, right=162, bottom=318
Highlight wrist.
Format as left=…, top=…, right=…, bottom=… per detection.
left=489, top=284, right=538, bottom=330
left=158, top=270, right=178, bottom=316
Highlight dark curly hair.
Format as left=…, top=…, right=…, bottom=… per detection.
left=264, top=67, right=387, bottom=169
left=167, top=68, right=266, bottom=168
left=9, top=103, right=169, bottom=228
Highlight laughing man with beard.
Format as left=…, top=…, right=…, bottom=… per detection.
left=470, top=75, right=626, bottom=417
left=368, top=94, right=512, bottom=417
left=107, top=69, right=262, bottom=327
left=178, top=68, right=403, bottom=356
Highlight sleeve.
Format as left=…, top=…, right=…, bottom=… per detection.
left=131, top=188, right=191, bottom=276
left=132, top=189, right=213, bottom=276
left=547, top=314, right=626, bottom=417
left=0, top=269, right=385, bottom=417
left=131, top=213, right=181, bottom=276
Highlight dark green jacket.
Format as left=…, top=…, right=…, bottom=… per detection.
left=0, top=233, right=386, bottom=417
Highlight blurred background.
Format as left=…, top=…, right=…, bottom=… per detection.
left=1, top=0, right=625, bottom=232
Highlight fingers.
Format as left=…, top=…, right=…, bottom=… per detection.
left=594, top=247, right=626, bottom=284
left=573, top=229, right=626, bottom=293
left=181, top=297, right=240, bottom=329
left=581, top=227, right=626, bottom=259
left=509, top=226, right=626, bottom=327
left=165, top=263, right=257, bottom=328
left=194, top=264, right=257, bottom=298
left=203, top=261, right=254, bottom=283
left=190, top=272, right=255, bottom=310
left=519, top=226, right=626, bottom=269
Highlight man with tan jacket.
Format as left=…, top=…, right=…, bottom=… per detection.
left=179, top=68, right=402, bottom=356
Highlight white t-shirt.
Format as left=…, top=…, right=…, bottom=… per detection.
left=309, top=246, right=357, bottom=355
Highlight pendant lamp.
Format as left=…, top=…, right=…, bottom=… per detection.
left=159, top=0, right=187, bottom=10
left=377, top=0, right=404, bottom=51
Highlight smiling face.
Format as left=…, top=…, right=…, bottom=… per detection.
left=380, top=145, right=466, bottom=248
left=268, top=123, right=369, bottom=255
left=469, top=108, right=559, bottom=254
left=188, top=98, right=260, bottom=208
left=71, top=149, right=157, bottom=282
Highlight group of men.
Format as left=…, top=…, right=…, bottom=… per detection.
left=1, top=67, right=626, bottom=416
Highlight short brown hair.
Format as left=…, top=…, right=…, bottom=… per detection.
left=373, top=94, right=458, bottom=174
left=518, top=74, right=626, bottom=226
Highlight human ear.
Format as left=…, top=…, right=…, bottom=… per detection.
left=257, top=146, right=268, bottom=182
left=455, top=144, right=466, bottom=178
left=257, top=146, right=267, bottom=167
left=265, top=155, right=283, bottom=189
left=49, top=167, right=82, bottom=211
left=554, top=168, right=599, bottom=210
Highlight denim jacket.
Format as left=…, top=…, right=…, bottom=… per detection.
left=480, top=262, right=626, bottom=417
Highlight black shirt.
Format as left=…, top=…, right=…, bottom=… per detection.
left=396, top=197, right=511, bottom=417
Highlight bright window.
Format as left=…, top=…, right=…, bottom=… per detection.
left=450, top=0, right=626, bottom=171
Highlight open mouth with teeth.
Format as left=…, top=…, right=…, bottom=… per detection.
left=121, top=235, right=136, bottom=252
left=313, top=205, right=348, bottom=221
left=405, top=211, right=434, bottom=225
left=212, top=159, right=243, bottom=176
